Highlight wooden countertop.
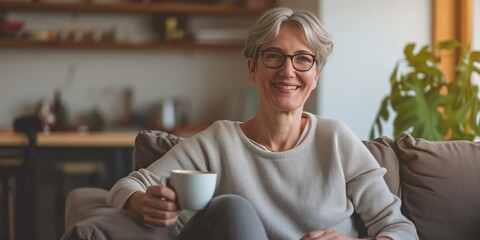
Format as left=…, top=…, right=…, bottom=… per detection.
left=0, top=124, right=208, bottom=147
left=0, top=130, right=138, bottom=147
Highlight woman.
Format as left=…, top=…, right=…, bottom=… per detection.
left=107, top=7, right=418, bottom=240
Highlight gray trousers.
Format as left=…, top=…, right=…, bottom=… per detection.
left=178, top=194, right=269, bottom=240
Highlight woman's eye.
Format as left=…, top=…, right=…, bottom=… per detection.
left=295, top=55, right=312, bottom=63
left=265, top=52, right=283, bottom=60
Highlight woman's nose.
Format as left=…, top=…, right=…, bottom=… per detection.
left=278, top=57, right=296, bottom=77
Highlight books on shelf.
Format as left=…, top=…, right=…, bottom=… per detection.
left=192, top=28, right=248, bottom=44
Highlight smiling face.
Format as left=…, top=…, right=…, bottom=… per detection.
left=247, top=23, right=321, bottom=115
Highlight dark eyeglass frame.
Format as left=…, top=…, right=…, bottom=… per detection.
left=257, top=50, right=317, bottom=72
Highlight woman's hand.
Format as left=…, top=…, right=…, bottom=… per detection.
left=126, top=185, right=180, bottom=227
left=299, top=228, right=357, bottom=240
left=300, top=228, right=391, bottom=240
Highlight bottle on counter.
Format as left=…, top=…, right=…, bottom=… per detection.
left=36, top=98, right=55, bottom=133
left=53, top=90, right=68, bottom=127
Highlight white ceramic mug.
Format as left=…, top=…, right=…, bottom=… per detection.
left=169, top=170, right=217, bottom=210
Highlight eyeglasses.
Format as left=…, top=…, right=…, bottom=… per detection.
left=257, top=50, right=317, bottom=72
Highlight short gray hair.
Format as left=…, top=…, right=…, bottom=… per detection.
left=242, top=7, right=333, bottom=70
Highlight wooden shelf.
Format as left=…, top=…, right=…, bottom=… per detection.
left=0, top=38, right=244, bottom=50
left=0, top=1, right=266, bottom=50
left=0, top=1, right=268, bottom=15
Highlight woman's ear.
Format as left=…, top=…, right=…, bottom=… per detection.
left=311, top=68, right=321, bottom=90
left=315, top=67, right=322, bottom=80
left=314, top=68, right=322, bottom=83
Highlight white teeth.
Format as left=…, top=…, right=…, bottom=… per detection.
left=275, top=84, right=297, bottom=90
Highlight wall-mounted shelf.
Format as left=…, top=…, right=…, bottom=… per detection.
left=0, top=38, right=244, bottom=50
left=0, top=1, right=267, bottom=15
left=0, top=1, right=269, bottom=50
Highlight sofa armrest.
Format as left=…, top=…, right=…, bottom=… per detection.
left=61, top=187, right=175, bottom=240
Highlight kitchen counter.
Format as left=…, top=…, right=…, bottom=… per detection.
left=0, top=124, right=208, bottom=147
left=0, top=128, right=137, bottom=186
left=0, top=130, right=138, bottom=147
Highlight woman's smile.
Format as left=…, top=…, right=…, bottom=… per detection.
left=273, top=82, right=301, bottom=92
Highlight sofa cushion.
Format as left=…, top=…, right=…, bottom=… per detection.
left=395, top=131, right=480, bottom=240
left=133, top=130, right=184, bottom=170
left=362, top=136, right=401, bottom=197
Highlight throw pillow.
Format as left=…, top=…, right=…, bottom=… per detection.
left=395, top=131, right=480, bottom=240
left=133, top=130, right=184, bottom=170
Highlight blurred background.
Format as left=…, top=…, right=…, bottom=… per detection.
left=1, top=0, right=479, bottom=239
left=0, top=0, right=436, bottom=139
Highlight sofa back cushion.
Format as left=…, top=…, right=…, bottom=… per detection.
left=395, top=131, right=480, bottom=240
left=133, top=130, right=184, bottom=171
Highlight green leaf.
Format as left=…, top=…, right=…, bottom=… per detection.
left=379, top=98, right=390, bottom=120
left=470, top=51, right=480, bottom=62
left=404, top=43, right=416, bottom=63
left=437, top=40, right=461, bottom=50
left=389, top=64, right=399, bottom=86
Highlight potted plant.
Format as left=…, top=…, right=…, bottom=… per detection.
left=370, top=40, right=480, bottom=141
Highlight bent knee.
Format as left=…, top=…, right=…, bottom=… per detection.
left=209, top=194, right=254, bottom=212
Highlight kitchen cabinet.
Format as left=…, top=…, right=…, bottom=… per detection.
left=0, top=1, right=270, bottom=50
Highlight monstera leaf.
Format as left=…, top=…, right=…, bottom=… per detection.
left=370, top=41, right=480, bottom=141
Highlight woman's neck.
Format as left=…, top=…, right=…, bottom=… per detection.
left=241, top=110, right=307, bottom=152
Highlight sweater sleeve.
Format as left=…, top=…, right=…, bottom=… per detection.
left=335, top=123, right=418, bottom=239
left=106, top=168, right=165, bottom=209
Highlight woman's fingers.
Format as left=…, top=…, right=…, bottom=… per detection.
left=300, top=228, right=351, bottom=240
left=300, top=229, right=325, bottom=240
left=142, top=185, right=180, bottom=227
left=143, top=195, right=178, bottom=211
left=143, top=202, right=178, bottom=218
left=147, top=185, right=177, bottom=202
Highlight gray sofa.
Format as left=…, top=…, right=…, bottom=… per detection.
left=61, top=130, right=480, bottom=240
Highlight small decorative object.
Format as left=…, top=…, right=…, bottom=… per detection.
left=53, top=90, right=69, bottom=127
left=22, top=30, right=56, bottom=42
left=164, top=16, right=185, bottom=42
left=370, top=40, right=480, bottom=141
left=86, top=108, right=105, bottom=132
left=0, top=19, right=24, bottom=38
left=36, top=98, right=55, bottom=132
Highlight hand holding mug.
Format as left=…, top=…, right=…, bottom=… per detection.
left=142, top=185, right=180, bottom=227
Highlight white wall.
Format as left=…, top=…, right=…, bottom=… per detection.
left=318, top=0, right=431, bottom=139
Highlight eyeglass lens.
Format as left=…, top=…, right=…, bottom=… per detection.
left=261, top=50, right=315, bottom=71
